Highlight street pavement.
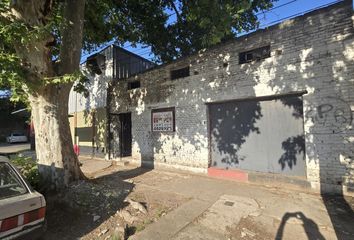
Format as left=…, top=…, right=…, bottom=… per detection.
left=0, top=143, right=30, bottom=155
left=128, top=168, right=354, bottom=240
left=0, top=143, right=352, bottom=239
left=0, top=144, right=112, bottom=177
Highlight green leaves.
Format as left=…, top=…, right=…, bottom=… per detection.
left=12, top=156, right=42, bottom=190
left=44, top=71, right=83, bottom=84
left=151, top=0, right=277, bottom=62
left=0, top=0, right=276, bottom=99
left=0, top=51, right=26, bottom=99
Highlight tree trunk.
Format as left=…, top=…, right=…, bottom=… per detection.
left=29, top=83, right=84, bottom=189
left=10, top=0, right=86, bottom=189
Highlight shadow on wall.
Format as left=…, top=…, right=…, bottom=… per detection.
left=275, top=212, right=325, bottom=240
left=260, top=1, right=354, bottom=238
left=74, top=73, right=109, bottom=158
left=209, top=95, right=306, bottom=175
left=109, top=8, right=354, bottom=239
left=110, top=75, right=210, bottom=170
left=280, top=96, right=304, bottom=119
left=210, top=100, right=262, bottom=165
left=278, top=97, right=305, bottom=170
left=278, top=135, right=305, bottom=170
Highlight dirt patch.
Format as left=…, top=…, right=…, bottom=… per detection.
left=227, top=216, right=274, bottom=240
left=41, top=166, right=188, bottom=240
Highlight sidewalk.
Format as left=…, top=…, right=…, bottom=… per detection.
left=127, top=168, right=354, bottom=240
left=0, top=143, right=30, bottom=156
left=79, top=156, right=112, bottom=177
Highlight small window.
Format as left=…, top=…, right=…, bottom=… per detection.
left=239, top=46, right=271, bottom=64
left=170, top=66, right=190, bottom=80
left=86, top=54, right=106, bottom=75
left=127, top=81, right=141, bottom=90
left=151, top=107, right=175, bottom=132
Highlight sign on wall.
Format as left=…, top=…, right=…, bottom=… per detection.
left=151, top=107, right=175, bottom=132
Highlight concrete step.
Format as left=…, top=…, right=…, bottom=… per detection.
left=208, top=167, right=311, bottom=191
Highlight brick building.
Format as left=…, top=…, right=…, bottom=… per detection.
left=109, top=1, right=354, bottom=195
left=68, top=45, right=155, bottom=158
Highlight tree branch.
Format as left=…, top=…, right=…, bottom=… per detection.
left=58, top=0, right=86, bottom=75
left=169, top=0, right=181, bottom=22
left=9, top=0, right=55, bottom=80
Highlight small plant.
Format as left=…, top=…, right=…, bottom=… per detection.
left=144, top=219, right=153, bottom=225
left=135, top=223, right=145, bottom=232
left=156, top=207, right=167, bottom=218
left=11, top=156, right=41, bottom=190
left=110, top=233, right=121, bottom=240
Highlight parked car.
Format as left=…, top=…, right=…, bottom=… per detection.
left=6, top=133, right=28, bottom=144
left=0, top=156, right=46, bottom=239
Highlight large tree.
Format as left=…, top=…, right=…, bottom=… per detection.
left=0, top=0, right=275, bottom=189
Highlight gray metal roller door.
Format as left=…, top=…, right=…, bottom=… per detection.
left=209, top=95, right=306, bottom=176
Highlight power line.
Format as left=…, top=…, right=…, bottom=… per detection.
left=118, top=0, right=302, bottom=57
left=255, top=0, right=298, bottom=17
left=258, top=0, right=343, bottom=28
left=78, top=0, right=343, bottom=78
left=82, top=0, right=342, bottom=62
left=81, top=0, right=297, bottom=60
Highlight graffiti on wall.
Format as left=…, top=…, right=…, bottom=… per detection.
left=306, top=96, right=353, bottom=134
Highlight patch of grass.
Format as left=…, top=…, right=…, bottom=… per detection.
left=135, top=223, right=145, bottom=232
left=109, top=233, right=121, bottom=240
left=156, top=207, right=167, bottom=218
left=11, top=156, right=42, bottom=190
left=144, top=219, right=153, bottom=225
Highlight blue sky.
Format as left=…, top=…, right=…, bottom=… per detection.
left=81, top=0, right=348, bottom=63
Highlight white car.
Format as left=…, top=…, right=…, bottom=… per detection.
left=6, top=133, right=28, bottom=144
left=0, top=156, right=46, bottom=239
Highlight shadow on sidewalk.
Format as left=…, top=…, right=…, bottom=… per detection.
left=114, top=166, right=153, bottom=180
left=321, top=193, right=354, bottom=240
left=275, top=212, right=325, bottom=240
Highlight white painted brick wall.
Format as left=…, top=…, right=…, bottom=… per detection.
left=110, top=1, right=354, bottom=194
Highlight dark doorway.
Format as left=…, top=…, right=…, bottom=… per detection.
left=119, top=112, right=132, bottom=157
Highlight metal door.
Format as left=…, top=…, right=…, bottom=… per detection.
left=209, top=95, right=305, bottom=176
left=119, top=113, right=132, bottom=157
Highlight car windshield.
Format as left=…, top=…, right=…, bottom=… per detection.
left=12, top=133, right=24, bottom=137
left=0, top=162, right=28, bottom=200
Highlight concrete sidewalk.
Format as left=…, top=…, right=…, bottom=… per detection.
left=0, top=143, right=30, bottom=155
left=79, top=156, right=112, bottom=177
left=127, top=169, right=354, bottom=240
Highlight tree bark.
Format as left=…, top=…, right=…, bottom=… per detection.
left=29, top=83, right=84, bottom=189
left=10, top=0, right=86, bottom=189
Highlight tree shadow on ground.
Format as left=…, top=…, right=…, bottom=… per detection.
left=112, top=166, right=153, bottom=180
left=41, top=165, right=152, bottom=240
left=275, top=212, right=325, bottom=240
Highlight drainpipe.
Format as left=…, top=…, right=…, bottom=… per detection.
left=107, top=83, right=112, bottom=160
left=74, top=90, right=79, bottom=156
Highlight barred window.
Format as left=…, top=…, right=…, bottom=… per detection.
left=170, top=66, right=190, bottom=80
left=239, top=46, right=271, bottom=64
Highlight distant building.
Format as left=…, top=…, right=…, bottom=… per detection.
left=68, top=45, right=155, bottom=158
